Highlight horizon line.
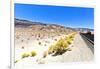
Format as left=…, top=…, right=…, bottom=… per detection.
left=15, top=17, right=94, bottom=29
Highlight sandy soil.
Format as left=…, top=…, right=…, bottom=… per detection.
left=15, top=30, right=93, bottom=67
left=15, top=29, right=68, bottom=66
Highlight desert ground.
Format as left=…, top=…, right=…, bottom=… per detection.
left=14, top=19, right=93, bottom=66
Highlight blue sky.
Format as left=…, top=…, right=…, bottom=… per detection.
left=15, top=3, right=94, bottom=29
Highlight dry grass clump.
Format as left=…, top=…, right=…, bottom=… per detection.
left=50, top=39, right=68, bottom=55
left=21, top=46, right=24, bottom=49
left=48, top=32, right=76, bottom=55
left=15, top=59, right=19, bottom=63
left=38, top=42, right=41, bottom=45
left=30, top=51, right=37, bottom=57
left=21, top=51, right=37, bottom=58
left=22, top=53, right=30, bottom=58
left=54, top=39, right=57, bottom=41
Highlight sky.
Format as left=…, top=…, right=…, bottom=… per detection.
left=15, top=3, right=94, bottom=29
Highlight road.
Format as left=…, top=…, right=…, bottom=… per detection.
left=80, top=33, right=94, bottom=53
left=63, top=33, right=94, bottom=62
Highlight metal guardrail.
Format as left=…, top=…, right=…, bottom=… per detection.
left=80, top=33, right=94, bottom=49
left=80, top=33, right=94, bottom=44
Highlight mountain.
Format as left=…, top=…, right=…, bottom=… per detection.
left=15, top=18, right=47, bottom=27
left=75, top=28, right=94, bottom=32
left=15, top=18, right=76, bottom=35
left=15, top=18, right=93, bottom=34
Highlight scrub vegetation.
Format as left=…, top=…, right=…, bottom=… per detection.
left=48, top=33, right=76, bottom=56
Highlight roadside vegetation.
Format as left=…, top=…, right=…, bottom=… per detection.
left=30, top=51, right=37, bottom=57
left=48, top=33, right=76, bottom=56
left=21, top=50, right=37, bottom=59
left=22, top=53, right=30, bottom=58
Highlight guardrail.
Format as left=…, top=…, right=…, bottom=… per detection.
left=80, top=33, right=94, bottom=48
left=80, top=33, right=94, bottom=44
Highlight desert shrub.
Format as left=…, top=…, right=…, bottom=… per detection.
left=30, top=51, right=36, bottom=57
left=38, top=42, right=41, bottom=45
left=22, top=53, right=30, bottom=58
left=48, top=33, right=76, bottom=55
left=21, top=46, right=24, bottom=49
left=21, top=51, right=36, bottom=58
left=15, top=59, right=19, bottom=63
left=69, top=35, right=73, bottom=39
left=53, top=39, right=68, bottom=54
left=67, top=38, right=72, bottom=45
left=54, top=39, right=57, bottom=41
left=48, top=39, right=68, bottom=55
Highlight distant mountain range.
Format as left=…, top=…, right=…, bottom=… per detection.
left=15, top=18, right=47, bottom=26
left=74, top=28, right=94, bottom=32
left=15, top=18, right=94, bottom=32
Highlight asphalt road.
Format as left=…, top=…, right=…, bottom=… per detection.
left=80, top=33, right=94, bottom=53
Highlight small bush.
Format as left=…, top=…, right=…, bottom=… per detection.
left=22, top=53, right=30, bottom=58
left=31, top=51, right=36, bottom=57
left=21, top=46, right=24, bottom=49
left=67, top=38, right=72, bottom=45
left=54, top=39, right=57, bottom=41
left=69, top=35, right=73, bottom=39
left=15, top=59, right=19, bottom=63
left=38, top=42, right=41, bottom=45
left=48, top=32, right=76, bottom=56
left=48, top=39, right=68, bottom=55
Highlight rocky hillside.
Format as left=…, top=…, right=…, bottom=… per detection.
left=15, top=18, right=76, bottom=35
